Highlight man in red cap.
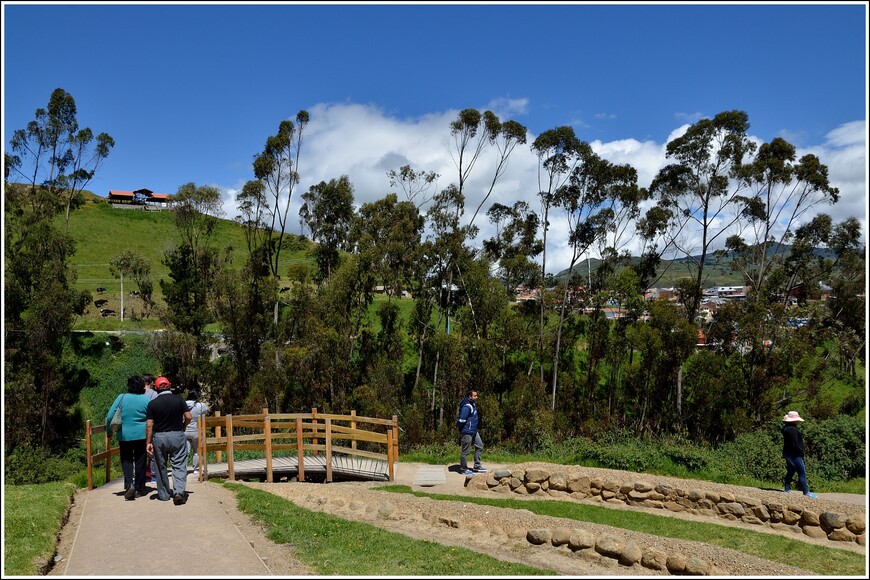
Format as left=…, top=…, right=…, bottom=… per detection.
left=146, top=376, right=192, bottom=505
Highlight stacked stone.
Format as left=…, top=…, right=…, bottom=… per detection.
left=471, top=466, right=866, bottom=546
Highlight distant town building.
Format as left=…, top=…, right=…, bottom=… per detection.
left=107, top=188, right=173, bottom=210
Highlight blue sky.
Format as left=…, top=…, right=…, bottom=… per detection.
left=3, top=2, right=867, bottom=275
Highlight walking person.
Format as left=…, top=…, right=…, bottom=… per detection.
left=142, top=373, right=159, bottom=482
left=781, top=410, right=818, bottom=498
left=145, top=376, right=192, bottom=505
left=456, top=389, right=487, bottom=476
left=105, top=375, right=150, bottom=500
left=183, top=389, right=209, bottom=475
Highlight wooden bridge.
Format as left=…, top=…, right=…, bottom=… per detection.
left=85, top=408, right=399, bottom=489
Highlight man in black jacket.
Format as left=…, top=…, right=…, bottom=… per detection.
left=146, top=376, right=192, bottom=505
left=781, top=410, right=817, bottom=498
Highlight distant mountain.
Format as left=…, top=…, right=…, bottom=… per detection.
left=552, top=243, right=836, bottom=288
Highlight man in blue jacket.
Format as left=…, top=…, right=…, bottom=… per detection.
left=456, top=389, right=487, bottom=476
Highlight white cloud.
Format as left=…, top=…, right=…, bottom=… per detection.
left=215, top=104, right=867, bottom=277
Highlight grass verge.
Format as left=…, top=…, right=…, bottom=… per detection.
left=224, top=482, right=555, bottom=576
left=376, top=485, right=865, bottom=577
left=3, top=482, right=76, bottom=576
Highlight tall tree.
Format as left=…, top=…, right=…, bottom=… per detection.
left=387, top=164, right=440, bottom=210
left=725, top=137, right=840, bottom=299
left=252, top=111, right=310, bottom=323
left=530, top=126, right=583, bottom=384
left=8, top=87, right=114, bottom=234
left=299, top=175, right=356, bottom=281
left=108, top=249, right=150, bottom=322
left=649, top=110, right=756, bottom=324
left=549, top=144, right=643, bottom=410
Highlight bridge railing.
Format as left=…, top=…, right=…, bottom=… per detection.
left=84, top=421, right=119, bottom=490
left=197, top=408, right=399, bottom=483
left=84, top=408, right=399, bottom=489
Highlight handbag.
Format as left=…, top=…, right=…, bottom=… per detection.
left=110, top=395, right=125, bottom=433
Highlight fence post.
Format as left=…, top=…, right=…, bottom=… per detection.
left=215, top=411, right=223, bottom=464
left=350, top=410, right=357, bottom=451
left=264, top=413, right=273, bottom=484
left=197, top=412, right=204, bottom=482
left=311, top=407, right=318, bottom=456
left=387, top=429, right=394, bottom=482
left=105, top=430, right=111, bottom=484
left=296, top=417, right=305, bottom=482
left=226, top=414, right=235, bottom=481
left=392, top=414, right=399, bottom=463
left=325, top=419, right=333, bottom=483
left=86, top=420, right=93, bottom=491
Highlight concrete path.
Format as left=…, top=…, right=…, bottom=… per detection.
left=58, top=475, right=273, bottom=576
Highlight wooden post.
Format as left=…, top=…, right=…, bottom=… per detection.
left=215, top=411, right=223, bottom=463
left=225, top=414, right=235, bottom=481
left=86, top=420, right=93, bottom=490
left=350, top=410, right=357, bottom=451
left=387, top=429, right=394, bottom=482
left=264, top=413, right=273, bottom=484
left=325, top=419, right=333, bottom=483
left=392, top=414, right=399, bottom=463
left=197, top=413, right=204, bottom=482
left=296, top=417, right=305, bottom=482
left=311, top=407, right=318, bottom=456
left=105, top=430, right=111, bottom=484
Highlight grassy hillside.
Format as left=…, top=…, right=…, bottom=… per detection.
left=56, top=193, right=312, bottom=328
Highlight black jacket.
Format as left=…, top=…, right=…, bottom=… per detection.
left=781, top=423, right=805, bottom=458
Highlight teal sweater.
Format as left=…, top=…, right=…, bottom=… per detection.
left=105, top=393, right=150, bottom=441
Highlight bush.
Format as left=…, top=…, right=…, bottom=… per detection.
left=802, top=415, right=866, bottom=481
left=712, top=427, right=782, bottom=483
left=5, top=445, right=86, bottom=485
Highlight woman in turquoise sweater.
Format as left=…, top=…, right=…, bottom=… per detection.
left=105, top=376, right=151, bottom=500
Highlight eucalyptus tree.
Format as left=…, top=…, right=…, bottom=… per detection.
left=548, top=144, right=643, bottom=410
left=299, top=175, right=356, bottom=281
left=648, top=110, right=756, bottom=324
left=724, top=136, right=839, bottom=300
left=350, top=193, right=425, bottom=300
left=530, top=126, right=583, bottom=384
left=483, top=200, right=543, bottom=295
left=252, top=110, right=309, bottom=323
left=8, top=87, right=115, bottom=234
left=108, top=249, right=151, bottom=321
left=387, top=164, right=440, bottom=210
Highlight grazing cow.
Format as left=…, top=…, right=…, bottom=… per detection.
left=100, top=309, right=116, bottom=318
left=96, top=287, right=106, bottom=293
left=94, top=299, right=109, bottom=308
left=130, top=290, right=140, bottom=297
left=279, top=286, right=291, bottom=293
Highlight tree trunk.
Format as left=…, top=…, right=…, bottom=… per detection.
left=120, top=273, right=125, bottom=322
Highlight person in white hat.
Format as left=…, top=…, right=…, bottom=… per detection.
left=781, top=411, right=817, bottom=498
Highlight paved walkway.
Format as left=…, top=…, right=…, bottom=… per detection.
left=58, top=475, right=274, bottom=576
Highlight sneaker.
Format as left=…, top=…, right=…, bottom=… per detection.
left=805, top=492, right=818, bottom=498
left=783, top=486, right=791, bottom=493
left=150, top=477, right=157, bottom=484
left=460, top=468, right=475, bottom=476
left=472, top=466, right=489, bottom=473
left=173, top=493, right=187, bottom=505
left=124, top=487, right=135, bottom=501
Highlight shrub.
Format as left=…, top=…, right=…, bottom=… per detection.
left=713, top=427, right=782, bottom=483
left=5, top=445, right=86, bottom=485
left=802, top=415, right=866, bottom=481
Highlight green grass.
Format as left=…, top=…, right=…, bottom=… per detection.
left=3, top=482, right=76, bottom=576
left=224, top=482, right=555, bottom=575
left=60, top=196, right=312, bottom=328
left=377, top=485, right=866, bottom=577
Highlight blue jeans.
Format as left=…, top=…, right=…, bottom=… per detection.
left=783, top=455, right=809, bottom=493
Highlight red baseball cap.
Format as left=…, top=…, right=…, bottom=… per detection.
left=155, top=376, right=172, bottom=390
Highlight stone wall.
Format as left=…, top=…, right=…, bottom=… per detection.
left=468, top=466, right=866, bottom=548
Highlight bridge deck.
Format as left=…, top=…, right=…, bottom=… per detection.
left=202, top=454, right=392, bottom=482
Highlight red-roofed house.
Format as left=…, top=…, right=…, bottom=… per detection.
left=107, top=188, right=173, bottom=210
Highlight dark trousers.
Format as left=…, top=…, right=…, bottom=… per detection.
left=118, top=439, right=147, bottom=494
